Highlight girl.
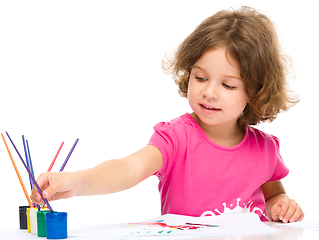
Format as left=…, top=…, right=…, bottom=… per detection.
left=31, top=6, right=304, bottom=223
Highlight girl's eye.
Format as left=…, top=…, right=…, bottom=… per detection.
left=195, top=76, right=207, bottom=82
left=222, top=83, right=236, bottom=89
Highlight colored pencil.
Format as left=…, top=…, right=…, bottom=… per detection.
left=6, top=132, right=54, bottom=213
left=59, top=138, right=79, bottom=172
left=26, top=140, right=35, bottom=180
left=26, top=139, right=41, bottom=211
left=22, top=135, right=33, bottom=189
left=1, top=133, right=33, bottom=207
left=47, top=142, right=64, bottom=172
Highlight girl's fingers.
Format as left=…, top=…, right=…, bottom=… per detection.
left=278, top=198, right=290, bottom=222
left=276, top=198, right=304, bottom=223
left=288, top=203, right=304, bottom=223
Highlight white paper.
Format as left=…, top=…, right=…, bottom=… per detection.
left=69, top=213, right=281, bottom=240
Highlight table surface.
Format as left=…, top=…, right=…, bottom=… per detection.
left=1, top=222, right=319, bottom=240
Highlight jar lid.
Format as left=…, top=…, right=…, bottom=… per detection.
left=46, top=212, right=67, bottom=220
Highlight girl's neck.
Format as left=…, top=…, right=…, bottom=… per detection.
left=191, top=112, right=245, bottom=147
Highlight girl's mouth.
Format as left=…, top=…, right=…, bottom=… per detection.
left=200, top=104, right=221, bottom=111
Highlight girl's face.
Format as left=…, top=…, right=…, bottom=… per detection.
left=188, top=47, right=249, bottom=130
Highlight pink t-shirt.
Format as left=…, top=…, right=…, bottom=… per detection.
left=148, top=113, right=289, bottom=221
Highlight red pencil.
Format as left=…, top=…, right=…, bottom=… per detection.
left=47, top=142, right=64, bottom=172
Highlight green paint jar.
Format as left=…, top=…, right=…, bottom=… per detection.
left=37, top=210, right=50, bottom=237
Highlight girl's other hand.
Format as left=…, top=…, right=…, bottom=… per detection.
left=270, top=197, right=304, bottom=223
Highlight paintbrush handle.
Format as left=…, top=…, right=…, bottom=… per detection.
left=48, top=142, right=64, bottom=172
left=59, top=138, right=79, bottom=172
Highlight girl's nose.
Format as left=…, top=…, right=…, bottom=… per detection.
left=203, top=82, right=219, bottom=99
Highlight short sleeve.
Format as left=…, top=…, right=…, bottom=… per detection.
left=148, top=122, right=178, bottom=178
left=267, top=135, right=289, bottom=182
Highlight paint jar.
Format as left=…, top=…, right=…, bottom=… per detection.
left=37, top=210, right=50, bottom=237
left=19, top=206, right=29, bottom=230
left=30, top=207, right=38, bottom=235
left=46, top=212, right=67, bottom=239
left=26, top=207, right=31, bottom=233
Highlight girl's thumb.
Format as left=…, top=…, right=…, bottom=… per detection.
left=42, top=184, right=59, bottom=200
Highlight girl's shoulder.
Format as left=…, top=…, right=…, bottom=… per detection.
left=246, top=126, right=280, bottom=148
left=153, top=113, right=194, bottom=129
left=151, top=113, right=197, bottom=143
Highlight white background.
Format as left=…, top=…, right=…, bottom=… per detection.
left=0, top=0, right=318, bottom=230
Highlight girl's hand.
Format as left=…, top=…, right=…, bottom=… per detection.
left=270, top=197, right=304, bottom=223
left=262, top=181, right=304, bottom=223
left=30, top=172, right=79, bottom=205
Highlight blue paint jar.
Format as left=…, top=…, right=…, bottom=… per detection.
left=46, top=212, right=67, bottom=239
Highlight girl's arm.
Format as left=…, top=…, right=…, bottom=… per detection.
left=262, top=180, right=304, bottom=223
left=31, top=145, right=163, bottom=204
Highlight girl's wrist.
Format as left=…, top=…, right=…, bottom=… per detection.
left=73, top=170, right=86, bottom=196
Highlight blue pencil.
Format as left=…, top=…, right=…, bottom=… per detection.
left=22, top=135, right=33, bottom=190
left=26, top=140, right=35, bottom=181
left=26, top=139, right=40, bottom=210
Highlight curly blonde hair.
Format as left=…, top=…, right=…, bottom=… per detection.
left=163, top=6, right=299, bottom=127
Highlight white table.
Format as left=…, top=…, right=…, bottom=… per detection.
left=1, top=222, right=319, bottom=240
